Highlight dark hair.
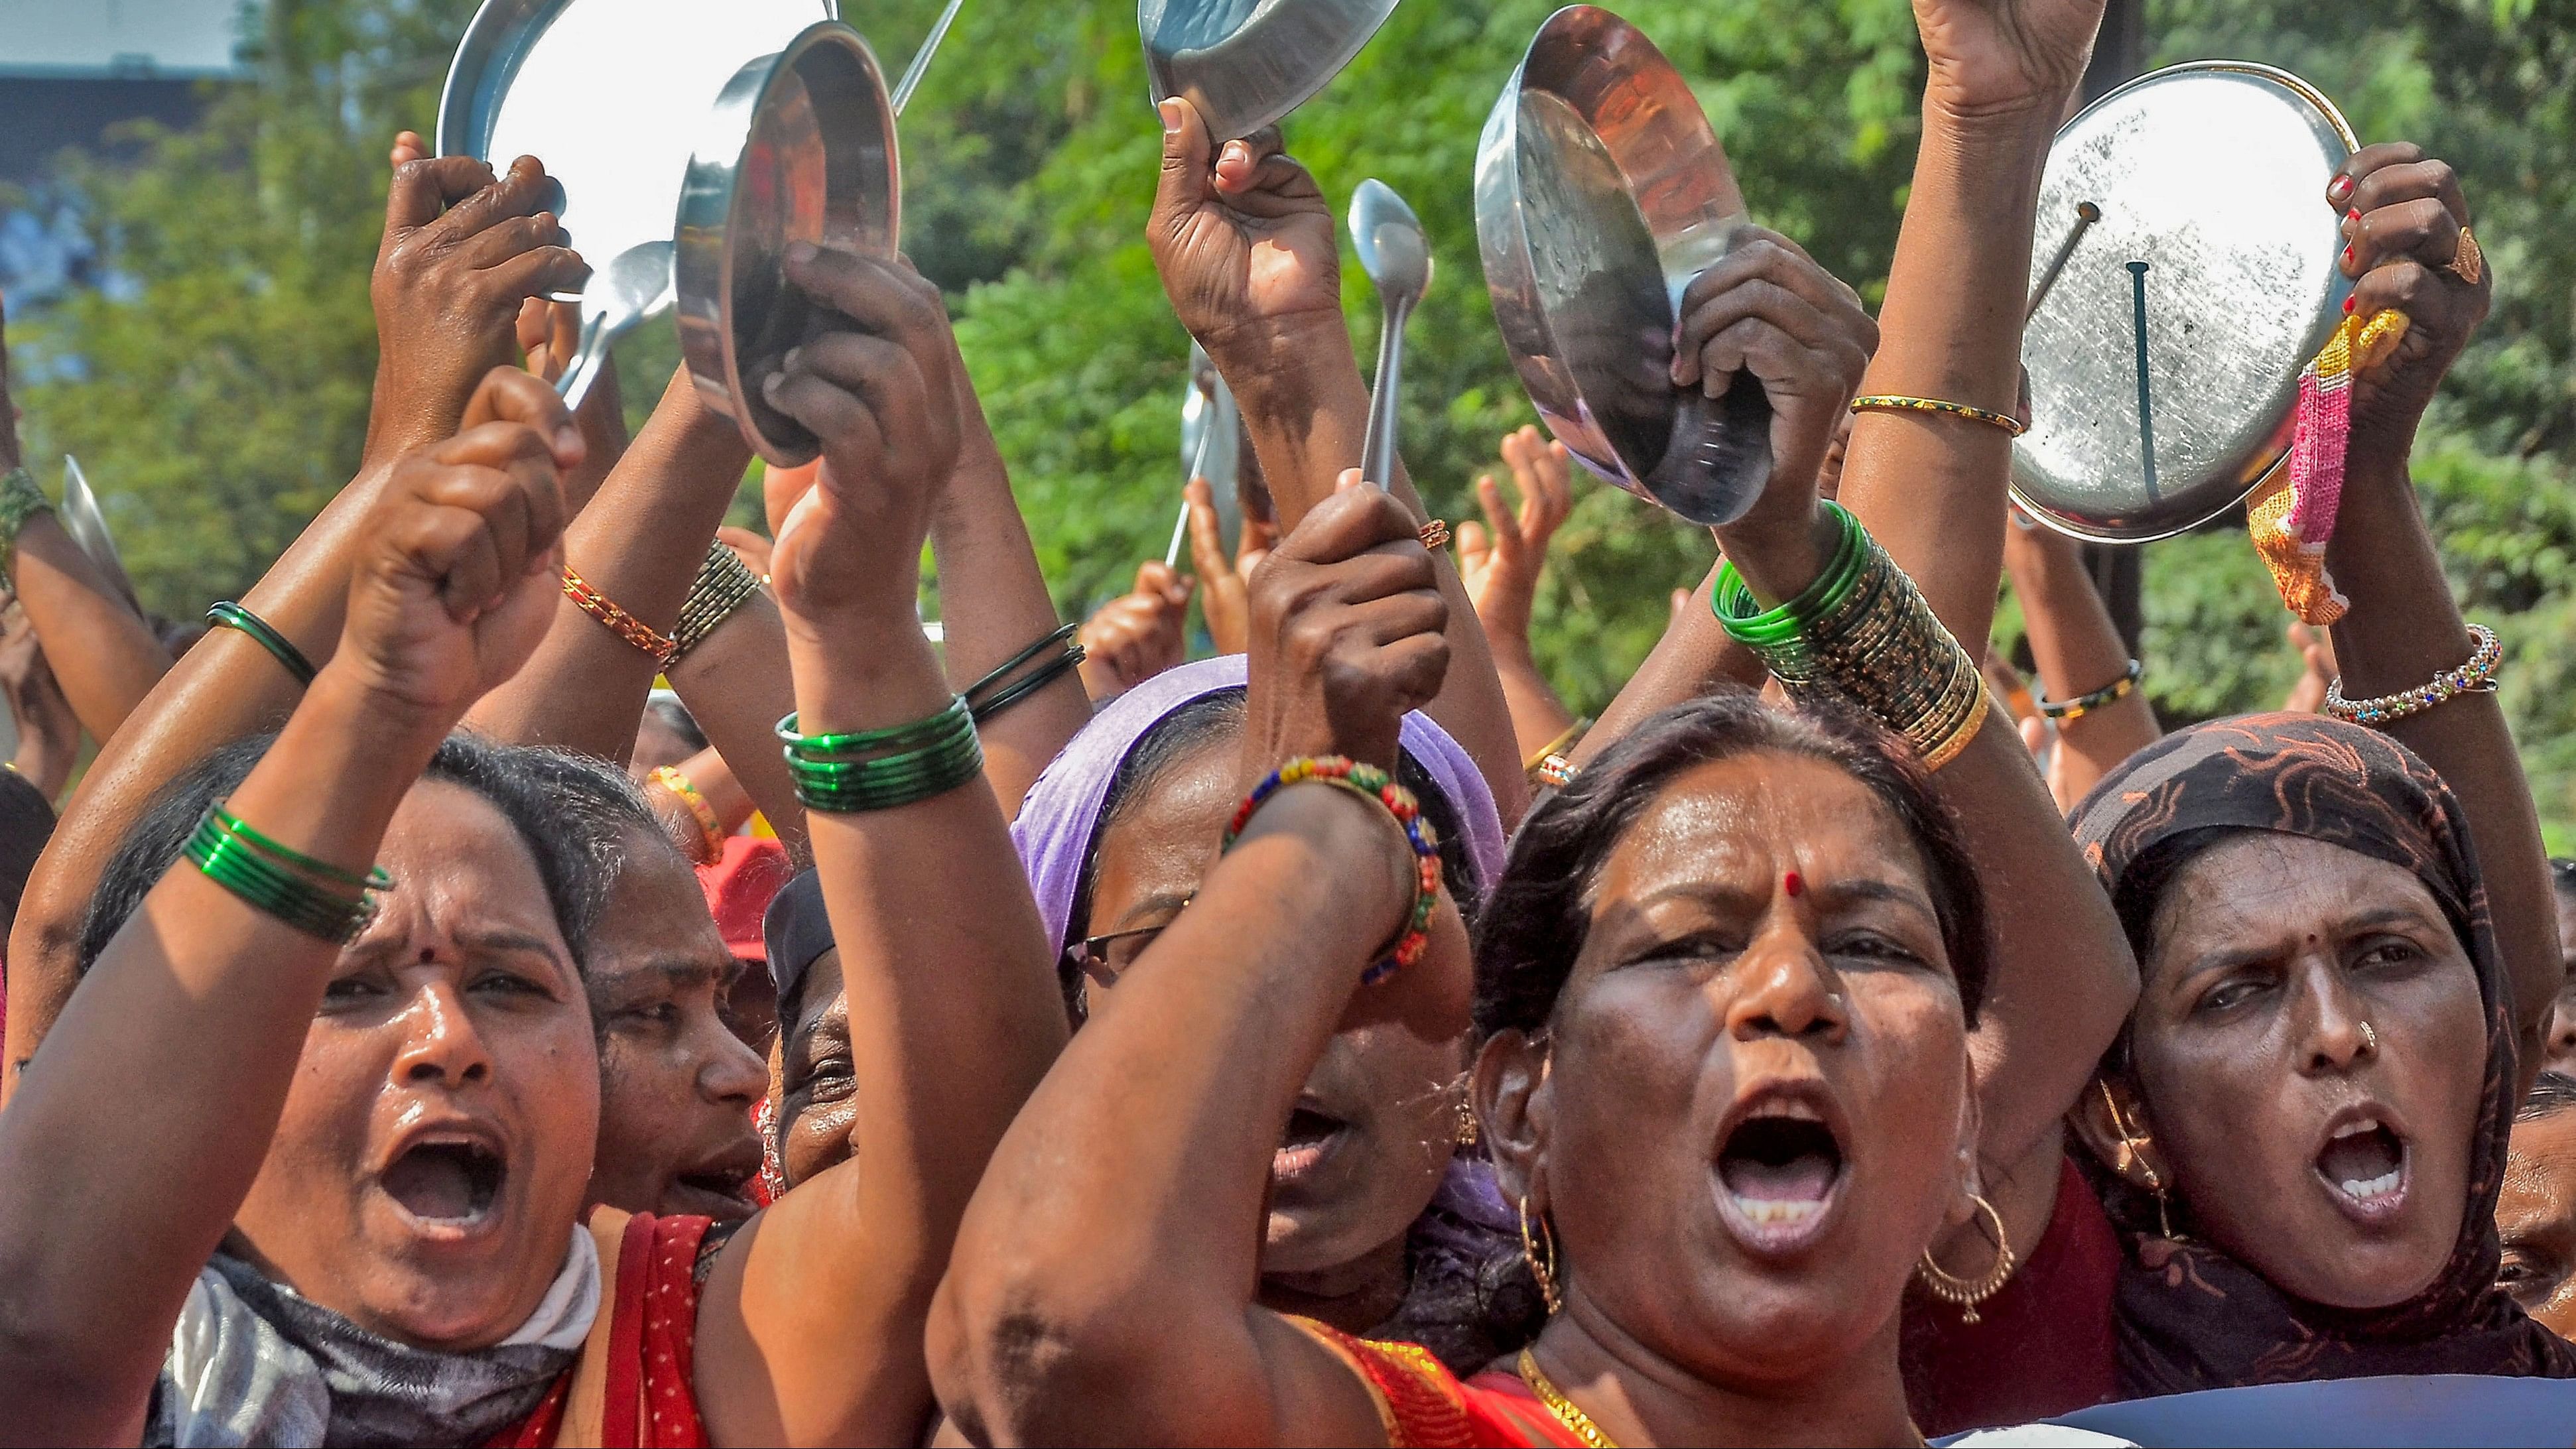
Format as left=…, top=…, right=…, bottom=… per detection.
left=643, top=695, right=708, bottom=755
left=1471, top=690, right=1991, bottom=1042
left=75, top=733, right=617, bottom=977
left=2520, top=1071, right=2576, bottom=1125
left=1060, top=686, right=1484, bottom=1015
left=0, top=766, right=56, bottom=921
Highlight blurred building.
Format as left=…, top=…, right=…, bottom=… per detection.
left=0, top=1, right=247, bottom=299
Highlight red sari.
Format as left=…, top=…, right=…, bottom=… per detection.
left=489, top=1210, right=713, bottom=1449
left=1293, top=1319, right=1586, bottom=1448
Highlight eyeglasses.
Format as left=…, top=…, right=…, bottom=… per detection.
left=1063, top=897, right=1193, bottom=989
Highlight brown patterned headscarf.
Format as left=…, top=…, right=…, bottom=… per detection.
left=2068, top=713, right=2576, bottom=1395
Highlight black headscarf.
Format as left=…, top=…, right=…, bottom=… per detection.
left=2069, top=713, right=2576, bottom=1393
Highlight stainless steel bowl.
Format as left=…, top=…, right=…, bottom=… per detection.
left=1475, top=6, right=1768, bottom=527
left=674, top=21, right=901, bottom=468
left=438, top=0, right=833, bottom=299
left=2012, top=62, right=2358, bottom=543
left=1139, top=0, right=1401, bottom=142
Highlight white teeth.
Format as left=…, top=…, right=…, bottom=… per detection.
left=2339, top=1169, right=2402, bottom=1201
left=2331, top=1117, right=2382, bottom=1141
left=1731, top=1196, right=1825, bottom=1227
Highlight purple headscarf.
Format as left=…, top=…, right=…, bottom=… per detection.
left=1011, top=655, right=1506, bottom=953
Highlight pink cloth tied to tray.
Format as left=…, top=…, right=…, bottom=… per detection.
left=2247, top=308, right=2411, bottom=625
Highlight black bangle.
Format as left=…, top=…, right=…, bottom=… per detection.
left=2036, top=659, right=2143, bottom=722
left=965, top=623, right=1080, bottom=701
left=206, top=601, right=317, bottom=686
left=971, top=644, right=1088, bottom=723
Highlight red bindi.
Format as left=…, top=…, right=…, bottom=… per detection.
left=1783, top=870, right=1805, bottom=899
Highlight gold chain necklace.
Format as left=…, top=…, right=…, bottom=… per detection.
left=1517, top=1348, right=1618, bottom=1448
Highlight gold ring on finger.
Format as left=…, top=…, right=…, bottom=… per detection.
left=2449, top=226, right=2485, bottom=287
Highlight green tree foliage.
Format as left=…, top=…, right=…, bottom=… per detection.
left=11, top=0, right=2574, bottom=834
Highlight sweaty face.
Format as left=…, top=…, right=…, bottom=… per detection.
left=2541, top=895, right=2576, bottom=1078
left=1080, top=731, right=1470, bottom=1279
left=1492, top=753, right=1973, bottom=1379
left=2127, top=832, right=2485, bottom=1310
left=2499, top=1107, right=2576, bottom=1336
left=772, top=948, right=855, bottom=1190
left=230, top=781, right=598, bottom=1351
left=585, top=829, right=766, bottom=1222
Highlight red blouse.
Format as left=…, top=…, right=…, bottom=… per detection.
left=1901, top=1154, right=2122, bottom=1436
left=1295, top=1319, right=1586, bottom=1448
left=491, top=1211, right=714, bottom=1449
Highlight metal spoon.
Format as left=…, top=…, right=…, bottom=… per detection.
left=557, top=239, right=675, bottom=412
left=1348, top=179, right=1430, bottom=490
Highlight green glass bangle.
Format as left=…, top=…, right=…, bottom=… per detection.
left=1712, top=503, right=1868, bottom=646
left=186, top=807, right=384, bottom=943
left=786, top=730, right=983, bottom=788
left=206, top=601, right=318, bottom=687
left=789, top=738, right=984, bottom=812
left=965, top=623, right=1080, bottom=706
left=777, top=695, right=974, bottom=760
left=208, top=804, right=395, bottom=893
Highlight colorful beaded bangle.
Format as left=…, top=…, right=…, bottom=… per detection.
left=185, top=802, right=393, bottom=943
left=671, top=541, right=765, bottom=662
left=2037, top=660, right=2143, bottom=722
left=651, top=765, right=727, bottom=863
left=1533, top=753, right=1578, bottom=791
left=206, top=601, right=319, bottom=687
left=562, top=566, right=678, bottom=667
left=0, top=466, right=50, bottom=586
left=1224, top=755, right=1442, bottom=985
left=1850, top=395, right=2027, bottom=437
left=2326, top=624, right=2502, bottom=727
left=777, top=694, right=984, bottom=813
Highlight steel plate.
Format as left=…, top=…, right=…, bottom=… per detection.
left=1139, top=0, right=1401, bottom=142
left=674, top=21, right=900, bottom=467
left=2013, top=62, right=2357, bottom=542
left=1475, top=6, right=1769, bottom=527
left=437, top=0, right=833, bottom=294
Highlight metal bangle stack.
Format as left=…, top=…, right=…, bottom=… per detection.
left=672, top=541, right=765, bottom=662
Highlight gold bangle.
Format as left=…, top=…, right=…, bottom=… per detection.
left=1850, top=395, right=2028, bottom=437
left=1523, top=717, right=1592, bottom=775
left=562, top=566, right=678, bottom=667
left=650, top=765, right=726, bottom=864
left=672, top=540, right=764, bottom=662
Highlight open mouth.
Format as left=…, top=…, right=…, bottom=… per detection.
left=2315, top=1114, right=2408, bottom=1223
left=671, top=1163, right=759, bottom=1221
left=1271, top=1106, right=1350, bottom=1184
left=382, top=1139, right=505, bottom=1227
left=1714, top=1102, right=1844, bottom=1257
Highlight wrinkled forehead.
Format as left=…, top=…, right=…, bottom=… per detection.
left=1598, top=753, right=1930, bottom=905
left=365, top=780, right=569, bottom=967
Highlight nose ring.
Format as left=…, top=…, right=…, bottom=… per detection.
left=2358, top=1020, right=2378, bottom=1055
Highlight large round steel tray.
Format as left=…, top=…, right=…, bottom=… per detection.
left=2013, top=62, right=2357, bottom=542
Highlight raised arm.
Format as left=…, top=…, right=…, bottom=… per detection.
left=1823, top=0, right=2132, bottom=1263
left=0, top=300, right=174, bottom=739
left=2002, top=517, right=2159, bottom=807
left=0, top=369, right=578, bottom=1446
left=928, top=311, right=1100, bottom=816
left=1456, top=427, right=1582, bottom=763
left=688, top=247, right=1068, bottom=1446
left=1147, top=97, right=1529, bottom=825
left=2323, top=144, right=2556, bottom=1081
left=931, top=480, right=1450, bottom=1447
left=2, top=154, right=579, bottom=1090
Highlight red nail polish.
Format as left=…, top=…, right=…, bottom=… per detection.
left=2348, top=208, right=2361, bottom=222
left=2344, top=296, right=2356, bottom=314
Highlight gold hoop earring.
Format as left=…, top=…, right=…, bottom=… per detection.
left=2098, top=1080, right=2179, bottom=1242
left=1915, top=1192, right=2017, bottom=1325
left=1517, top=1194, right=1563, bottom=1316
